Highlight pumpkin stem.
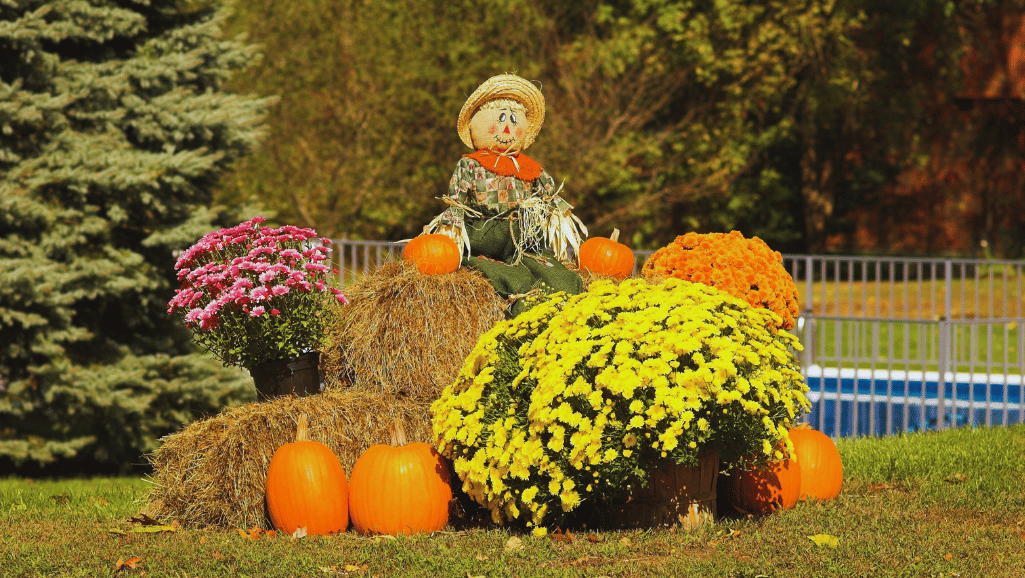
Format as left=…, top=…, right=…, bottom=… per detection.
left=610, top=228, right=620, bottom=243
left=390, top=418, right=408, bottom=447
left=295, top=413, right=309, bottom=443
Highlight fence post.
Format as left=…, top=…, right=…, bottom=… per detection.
left=801, top=256, right=815, bottom=410
left=936, top=260, right=952, bottom=431
left=805, top=256, right=814, bottom=315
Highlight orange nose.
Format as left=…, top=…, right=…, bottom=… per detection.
left=504, top=126, right=511, bottom=134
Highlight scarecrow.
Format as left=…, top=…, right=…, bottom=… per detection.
left=424, top=74, right=588, bottom=315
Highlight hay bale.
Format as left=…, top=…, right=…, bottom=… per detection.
left=143, top=389, right=433, bottom=529
left=320, top=262, right=507, bottom=400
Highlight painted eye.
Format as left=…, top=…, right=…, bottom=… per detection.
left=510, top=113, right=518, bottom=124
left=498, top=112, right=507, bottom=122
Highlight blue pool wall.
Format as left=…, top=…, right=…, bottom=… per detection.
left=802, top=366, right=1024, bottom=437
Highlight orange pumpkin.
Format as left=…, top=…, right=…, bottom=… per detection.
left=727, top=458, right=802, bottom=515
left=402, top=234, right=460, bottom=274
left=578, top=228, right=635, bottom=279
left=348, top=419, right=452, bottom=536
left=265, top=413, right=349, bottom=535
left=789, top=427, right=844, bottom=501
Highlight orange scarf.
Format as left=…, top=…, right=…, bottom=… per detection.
left=464, top=149, right=544, bottom=182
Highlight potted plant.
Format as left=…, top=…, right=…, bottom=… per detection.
left=167, top=216, right=347, bottom=399
left=430, top=278, right=810, bottom=533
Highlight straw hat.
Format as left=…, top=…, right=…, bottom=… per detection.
left=457, top=74, right=545, bottom=150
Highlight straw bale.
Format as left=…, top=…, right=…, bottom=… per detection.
left=143, top=389, right=433, bottom=529
left=320, top=261, right=507, bottom=400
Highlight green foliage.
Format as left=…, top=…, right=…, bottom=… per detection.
left=218, top=0, right=545, bottom=242
left=216, top=0, right=869, bottom=251
left=219, top=0, right=1025, bottom=256
left=0, top=0, right=272, bottom=472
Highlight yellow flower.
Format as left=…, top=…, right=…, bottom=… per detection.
left=429, top=275, right=809, bottom=527
left=522, top=486, right=539, bottom=503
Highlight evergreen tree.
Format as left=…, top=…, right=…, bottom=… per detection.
left=0, top=0, right=274, bottom=472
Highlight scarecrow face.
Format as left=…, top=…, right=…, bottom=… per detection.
left=469, top=103, right=528, bottom=152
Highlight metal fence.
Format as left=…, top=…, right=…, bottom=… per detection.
left=328, top=239, right=657, bottom=286
left=331, top=240, right=1025, bottom=437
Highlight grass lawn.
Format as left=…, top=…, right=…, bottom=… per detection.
left=2, top=425, right=1024, bottom=577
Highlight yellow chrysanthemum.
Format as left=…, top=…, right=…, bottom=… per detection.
left=429, top=278, right=809, bottom=529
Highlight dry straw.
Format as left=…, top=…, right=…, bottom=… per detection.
left=320, top=261, right=507, bottom=401
left=144, top=389, right=433, bottom=529
left=145, top=262, right=507, bottom=528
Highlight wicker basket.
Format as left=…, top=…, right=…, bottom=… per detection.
left=570, top=450, right=719, bottom=530
left=250, top=352, right=322, bottom=400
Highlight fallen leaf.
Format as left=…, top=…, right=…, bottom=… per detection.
left=292, top=527, right=308, bottom=539
left=466, top=573, right=485, bottom=578
left=199, top=536, right=207, bottom=544
left=50, top=494, right=70, bottom=505
left=212, top=551, right=238, bottom=566
left=943, top=553, right=954, bottom=561
left=808, top=534, right=840, bottom=548
left=371, top=534, right=395, bottom=543
left=345, top=564, right=369, bottom=573
left=90, top=496, right=110, bottom=506
left=552, top=528, right=575, bottom=543
left=237, top=526, right=267, bottom=540
left=505, top=536, right=523, bottom=551
left=946, top=473, right=968, bottom=484
left=475, top=554, right=489, bottom=561
left=619, top=537, right=633, bottom=547
left=108, top=528, right=127, bottom=535
left=131, top=525, right=176, bottom=534
left=867, top=482, right=895, bottom=492
left=569, top=556, right=595, bottom=567
left=586, top=534, right=601, bottom=543
left=128, top=514, right=163, bottom=526
left=114, top=557, right=142, bottom=572
left=266, top=530, right=277, bottom=538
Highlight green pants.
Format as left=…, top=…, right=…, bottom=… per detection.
left=463, top=215, right=583, bottom=317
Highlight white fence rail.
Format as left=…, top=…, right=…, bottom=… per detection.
left=331, top=239, right=1025, bottom=437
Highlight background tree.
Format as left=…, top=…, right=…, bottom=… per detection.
left=0, top=0, right=273, bottom=473
left=827, top=0, right=1025, bottom=257
left=220, top=0, right=1025, bottom=258
left=219, top=0, right=860, bottom=252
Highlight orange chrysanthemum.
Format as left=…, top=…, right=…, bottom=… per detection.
left=641, top=231, right=799, bottom=330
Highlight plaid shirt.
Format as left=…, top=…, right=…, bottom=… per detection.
left=434, top=157, right=573, bottom=230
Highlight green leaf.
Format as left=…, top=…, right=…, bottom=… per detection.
left=131, top=525, right=177, bottom=534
